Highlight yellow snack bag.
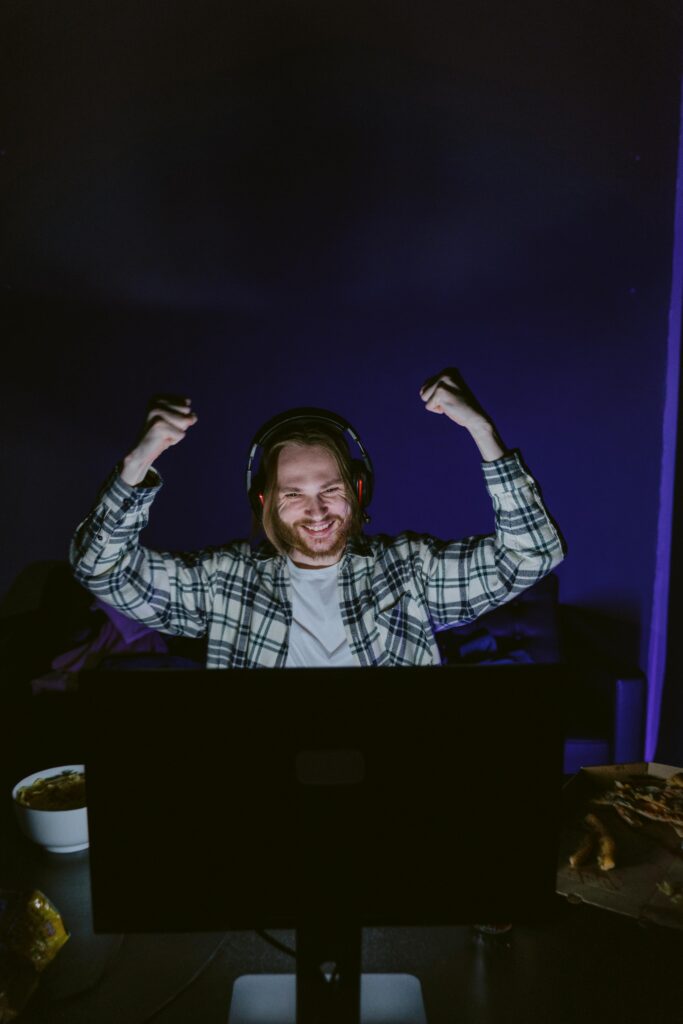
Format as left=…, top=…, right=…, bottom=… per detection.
left=0, top=889, right=69, bottom=1021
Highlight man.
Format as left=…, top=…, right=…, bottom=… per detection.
left=69, top=368, right=565, bottom=668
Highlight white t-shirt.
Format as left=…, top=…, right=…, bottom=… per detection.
left=285, top=557, right=359, bottom=667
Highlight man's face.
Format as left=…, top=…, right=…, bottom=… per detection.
left=271, top=443, right=353, bottom=567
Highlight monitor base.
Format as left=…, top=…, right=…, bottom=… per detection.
left=228, top=973, right=427, bottom=1024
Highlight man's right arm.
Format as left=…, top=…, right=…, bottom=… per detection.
left=69, top=464, right=214, bottom=639
left=119, top=394, right=198, bottom=485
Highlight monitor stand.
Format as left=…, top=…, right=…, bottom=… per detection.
left=228, top=922, right=427, bottom=1024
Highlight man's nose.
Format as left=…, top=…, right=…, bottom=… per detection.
left=305, top=494, right=328, bottom=516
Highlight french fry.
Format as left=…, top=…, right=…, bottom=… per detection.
left=569, top=831, right=595, bottom=867
left=585, top=812, right=616, bottom=871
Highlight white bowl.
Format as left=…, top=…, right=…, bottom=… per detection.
left=12, top=765, right=89, bottom=854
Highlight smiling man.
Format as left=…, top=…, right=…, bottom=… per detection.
left=268, top=442, right=356, bottom=567
left=69, top=368, right=566, bottom=669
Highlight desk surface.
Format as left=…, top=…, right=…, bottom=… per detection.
left=3, top=799, right=683, bottom=1024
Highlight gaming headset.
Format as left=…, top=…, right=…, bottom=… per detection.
left=246, top=407, right=374, bottom=521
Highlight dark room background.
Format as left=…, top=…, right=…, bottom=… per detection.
left=2, top=2, right=682, bottom=754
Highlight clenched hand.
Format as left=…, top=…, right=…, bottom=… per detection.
left=120, top=394, right=198, bottom=486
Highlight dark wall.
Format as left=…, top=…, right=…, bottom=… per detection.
left=2, top=1, right=681, bottom=675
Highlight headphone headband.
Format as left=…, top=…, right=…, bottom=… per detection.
left=246, top=407, right=374, bottom=518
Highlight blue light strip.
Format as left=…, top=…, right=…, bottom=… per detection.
left=646, top=75, right=683, bottom=761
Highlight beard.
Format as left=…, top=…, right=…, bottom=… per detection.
left=271, top=508, right=353, bottom=562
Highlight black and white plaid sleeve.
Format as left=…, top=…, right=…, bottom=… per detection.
left=69, top=466, right=216, bottom=638
left=416, top=450, right=566, bottom=627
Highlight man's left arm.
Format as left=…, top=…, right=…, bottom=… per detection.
left=418, top=368, right=566, bottom=625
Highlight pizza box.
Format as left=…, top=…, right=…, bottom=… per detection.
left=556, top=763, right=683, bottom=930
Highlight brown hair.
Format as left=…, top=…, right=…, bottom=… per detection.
left=256, top=423, right=363, bottom=553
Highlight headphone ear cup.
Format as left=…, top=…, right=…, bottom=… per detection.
left=249, top=468, right=266, bottom=519
left=351, top=460, right=372, bottom=509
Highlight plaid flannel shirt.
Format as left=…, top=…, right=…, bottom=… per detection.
left=69, top=451, right=565, bottom=669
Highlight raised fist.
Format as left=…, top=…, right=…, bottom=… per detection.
left=120, top=394, right=198, bottom=485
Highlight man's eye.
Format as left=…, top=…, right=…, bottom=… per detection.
left=324, top=487, right=341, bottom=495
left=284, top=492, right=300, bottom=499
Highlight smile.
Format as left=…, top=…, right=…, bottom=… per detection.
left=301, top=521, right=335, bottom=536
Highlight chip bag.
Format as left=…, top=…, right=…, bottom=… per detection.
left=0, top=889, right=69, bottom=1021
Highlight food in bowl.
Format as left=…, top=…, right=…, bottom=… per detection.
left=12, top=765, right=89, bottom=854
left=15, top=769, right=86, bottom=811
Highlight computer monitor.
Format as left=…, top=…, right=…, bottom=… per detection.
left=78, top=665, right=566, bottom=1023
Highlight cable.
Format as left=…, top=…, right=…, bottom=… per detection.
left=51, top=934, right=227, bottom=1022
left=48, top=927, right=295, bottom=1019
left=139, top=936, right=229, bottom=1022
left=256, top=929, right=297, bottom=959
left=52, top=934, right=126, bottom=1006
left=50, top=929, right=340, bottom=1020
left=137, top=930, right=297, bottom=1021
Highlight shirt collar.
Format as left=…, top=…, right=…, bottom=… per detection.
left=251, top=531, right=373, bottom=564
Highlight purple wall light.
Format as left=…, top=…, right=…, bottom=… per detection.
left=646, top=77, right=683, bottom=760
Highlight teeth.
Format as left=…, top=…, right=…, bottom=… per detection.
left=304, top=522, right=332, bottom=532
